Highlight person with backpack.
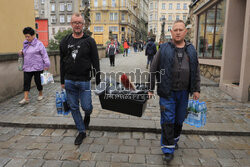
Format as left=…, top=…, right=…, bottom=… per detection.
left=145, top=38, right=157, bottom=69
left=123, top=39, right=129, bottom=56
left=107, top=39, right=117, bottom=66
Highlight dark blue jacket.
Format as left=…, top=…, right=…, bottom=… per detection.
left=157, top=42, right=199, bottom=98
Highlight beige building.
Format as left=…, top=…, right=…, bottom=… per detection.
left=189, top=0, right=250, bottom=102
left=85, top=0, right=148, bottom=45
left=148, top=0, right=191, bottom=42
left=0, top=0, right=35, bottom=54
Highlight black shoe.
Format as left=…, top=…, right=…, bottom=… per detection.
left=175, top=143, right=178, bottom=150
left=84, top=115, right=90, bottom=130
left=74, top=132, right=86, bottom=145
left=164, top=153, right=174, bottom=162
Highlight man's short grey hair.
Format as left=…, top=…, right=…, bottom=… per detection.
left=172, top=20, right=186, bottom=27
left=71, top=13, right=85, bottom=23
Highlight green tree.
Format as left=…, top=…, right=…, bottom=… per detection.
left=48, top=29, right=73, bottom=50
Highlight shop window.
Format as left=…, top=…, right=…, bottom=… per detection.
left=197, top=0, right=226, bottom=59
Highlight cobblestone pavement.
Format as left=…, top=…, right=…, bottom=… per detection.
left=0, top=51, right=249, bottom=135
left=0, top=127, right=249, bottom=167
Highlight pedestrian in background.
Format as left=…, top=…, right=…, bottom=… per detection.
left=123, top=39, right=129, bottom=56
left=18, top=27, right=50, bottom=105
left=133, top=40, right=138, bottom=52
left=107, top=39, right=117, bottom=66
left=60, top=13, right=100, bottom=145
left=148, top=20, right=200, bottom=162
left=145, top=38, right=157, bottom=69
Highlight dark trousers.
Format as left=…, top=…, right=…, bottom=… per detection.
left=23, top=71, right=43, bottom=91
left=109, top=55, right=115, bottom=66
left=124, top=49, right=128, bottom=56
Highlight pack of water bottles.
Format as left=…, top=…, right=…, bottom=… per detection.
left=184, top=100, right=207, bottom=128
left=55, top=90, right=70, bottom=115
left=41, top=71, right=54, bottom=85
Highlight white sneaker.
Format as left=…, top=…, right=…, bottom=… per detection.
left=19, top=99, right=29, bottom=105
left=37, top=96, right=44, bottom=101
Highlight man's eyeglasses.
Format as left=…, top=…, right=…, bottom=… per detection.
left=71, top=22, right=84, bottom=26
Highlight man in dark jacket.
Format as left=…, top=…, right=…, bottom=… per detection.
left=145, top=38, right=157, bottom=69
left=60, top=13, right=100, bottom=145
left=148, top=20, right=200, bottom=162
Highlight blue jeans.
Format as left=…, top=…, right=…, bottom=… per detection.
left=159, top=90, right=189, bottom=154
left=65, top=80, right=93, bottom=133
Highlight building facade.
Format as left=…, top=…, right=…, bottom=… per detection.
left=148, top=0, right=191, bottom=42
left=35, top=19, right=49, bottom=47
left=85, top=0, right=148, bottom=45
left=189, top=0, right=250, bottom=102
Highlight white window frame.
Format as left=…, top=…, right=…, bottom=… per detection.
left=67, top=15, right=71, bottom=23
left=168, top=15, right=172, bottom=21
left=162, top=3, right=166, bottom=10
left=94, top=26, right=104, bottom=32
left=183, top=3, right=187, bottom=10
left=60, top=15, right=65, bottom=23
left=51, top=4, right=55, bottom=12
left=96, top=13, right=101, bottom=21
left=121, top=13, right=125, bottom=21
left=51, top=15, right=56, bottom=24
left=177, top=3, right=180, bottom=10
left=109, top=26, right=118, bottom=32
left=169, top=3, right=172, bottom=10
left=41, top=0, right=45, bottom=4
left=110, top=13, right=118, bottom=21
left=112, top=0, right=116, bottom=7
left=103, top=0, right=107, bottom=6
left=94, top=0, right=98, bottom=7
left=67, top=3, right=72, bottom=11
left=150, top=2, right=153, bottom=10
left=176, top=15, right=180, bottom=20
left=60, top=3, right=65, bottom=11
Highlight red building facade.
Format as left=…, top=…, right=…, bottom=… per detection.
left=35, top=19, right=49, bottom=47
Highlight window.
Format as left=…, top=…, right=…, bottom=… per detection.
left=60, top=15, right=65, bottom=23
left=60, top=3, right=65, bottom=11
left=168, top=15, right=172, bottom=21
left=51, top=4, right=55, bottom=12
left=94, top=0, right=98, bottom=7
left=103, top=0, right=106, bottom=6
left=150, top=14, right=153, bottom=21
left=121, top=13, right=125, bottom=21
left=121, top=27, right=125, bottom=32
left=41, top=0, right=45, bottom=4
left=112, top=0, right=116, bottom=7
left=40, top=10, right=44, bottom=15
left=35, top=23, right=38, bottom=29
left=51, top=15, right=56, bottom=23
left=161, top=15, right=165, bottom=20
left=67, top=3, right=72, bottom=11
left=168, top=26, right=172, bottom=32
left=169, top=3, right=172, bottom=10
left=110, top=13, right=118, bottom=21
left=162, top=3, right=165, bottom=10
left=176, top=15, right=180, bottom=20
left=109, top=26, right=118, bottom=32
left=183, top=15, right=186, bottom=21
left=67, top=15, right=71, bottom=23
left=155, top=13, right=157, bottom=20
left=155, top=2, right=157, bottom=9
left=197, top=0, right=226, bottom=59
left=177, top=3, right=180, bottom=9
left=96, top=13, right=101, bottom=21
left=94, top=26, right=104, bottom=32
left=183, top=3, right=187, bottom=10
left=150, top=3, right=153, bottom=10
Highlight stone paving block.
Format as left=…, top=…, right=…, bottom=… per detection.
left=42, top=160, right=62, bottom=167
left=79, top=161, right=96, bottom=167
left=16, top=136, right=37, bottom=143
left=145, top=133, right=157, bottom=140
left=5, top=158, right=26, bottom=167
left=214, top=149, right=234, bottom=159
left=80, top=152, right=92, bottom=161
left=35, top=136, right=51, bottom=143
left=9, top=142, right=30, bottom=150
left=92, top=152, right=112, bottom=161
left=51, top=129, right=65, bottom=136
left=28, top=150, right=47, bottom=159
left=61, top=136, right=75, bottom=144
left=41, top=129, right=55, bottom=136
left=168, top=156, right=183, bottom=166
left=236, top=158, right=250, bottom=166
left=103, top=144, right=119, bottom=153
left=93, top=137, right=109, bottom=145
left=132, top=132, right=144, bottom=139
left=150, top=147, right=162, bottom=155
left=26, top=142, right=48, bottom=150
left=198, top=149, right=217, bottom=158
left=151, top=140, right=160, bottom=147
left=146, top=155, right=164, bottom=165
left=231, top=150, right=249, bottom=159
left=89, top=131, right=103, bottom=137
left=119, top=146, right=135, bottom=154
left=23, top=159, right=44, bottom=167
left=46, top=143, right=62, bottom=150
left=184, top=138, right=202, bottom=149
left=182, top=157, right=201, bottom=166
left=61, top=161, right=80, bottom=167
left=82, top=137, right=94, bottom=144
left=51, top=136, right=63, bottom=143
left=0, top=141, right=12, bottom=149
left=31, top=128, right=44, bottom=136
left=111, top=153, right=129, bottom=163
left=108, top=138, right=123, bottom=145
left=61, top=144, right=78, bottom=151
left=61, top=151, right=80, bottom=161
left=20, top=128, right=34, bottom=136
left=103, top=131, right=118, bottom=138
left=218, top=158, right=240, bottom=167
left=124, top=139, right=138, bottom=146
left=199, top=157, right=221, bottom=167
left=182, top=149, right=200, bottom=157
left=111, top=162, right=130, bottom=167
left=0, top=157, right=11, bottom=167
left=0, top=130, right=16, bottom=142
left=118, top=132, right=131, bottom=139
left=89, top=144, right=104, bottom=153
left=135, top=146, right=150, bottom=154
left=139, top=139, right=151, bottom=146
left=0, top=127, right=13, bottom=134
left=10, top=150, right=32, bottom=158
left=63, top=129, right=77, bottom=136
left=44, top=150, right=64, bottom=160
left=96, top=161, right=111, bottom=167
left=129, top=154, right=146, bottom=163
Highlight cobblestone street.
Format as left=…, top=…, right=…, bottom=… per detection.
left=0, top=51, right=249, bottom=166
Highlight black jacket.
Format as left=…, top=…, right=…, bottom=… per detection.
left=60, top=33, right=100, bottom=85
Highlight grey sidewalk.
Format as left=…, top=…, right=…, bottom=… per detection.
left=0, top=51, right=249, bottom=136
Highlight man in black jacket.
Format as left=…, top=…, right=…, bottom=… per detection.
left=60, top=13, right=100, bottom=145
left=145, top=38, right=157, bottom=69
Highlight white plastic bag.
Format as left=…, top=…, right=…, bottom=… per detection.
left=40, top=71, right=54, bottom=85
